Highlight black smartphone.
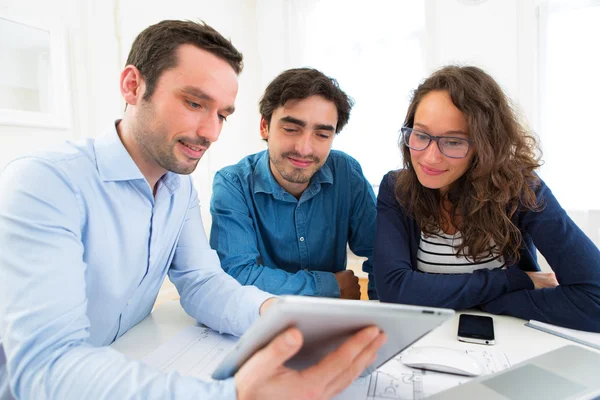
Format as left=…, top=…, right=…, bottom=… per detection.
left=457, top=314, right=495, bottom=345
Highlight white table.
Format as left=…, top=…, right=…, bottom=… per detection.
left=111, top=300, right=594, bottom=367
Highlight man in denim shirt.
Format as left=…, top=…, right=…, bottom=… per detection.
left=210, top=68, right=378, bottom=299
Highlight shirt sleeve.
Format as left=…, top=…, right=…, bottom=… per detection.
left=479, top=180, right=600, bottom=332
left=0, top=158, right=238, bottom=399
left=168, top=177, right=273, bottom=337
left=346, top=158, right=378, bottom=300
left=373, top=171, right=533, bottom=310
left=210, top=170, right=340, bottom=297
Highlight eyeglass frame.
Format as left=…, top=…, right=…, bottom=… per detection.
left=401, top=126, right=473, bottom=159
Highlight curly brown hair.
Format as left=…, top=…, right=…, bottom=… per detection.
left=395, top=65, right=542, bottom=264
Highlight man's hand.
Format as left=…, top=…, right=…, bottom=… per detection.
left=334, top=270, right=361, bottom=299
left=235, top=326, right=386, bottom=400
left=525, top=271, right=559, bottom=289
left=260, top=297, right=279, bottom=316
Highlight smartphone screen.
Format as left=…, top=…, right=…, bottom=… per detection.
left=457, top=314, right=495, bottom=345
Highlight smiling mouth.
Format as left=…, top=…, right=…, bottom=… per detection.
left=420, top=164, right=446, bottom=175
left=180, top=141, right=204, bottom=152
left=288, top=157, right=313, bottom=167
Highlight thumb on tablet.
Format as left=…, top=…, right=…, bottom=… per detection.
left=258, top=327, right=303, bottom=369
left=235, top=328, right=303, bottom=394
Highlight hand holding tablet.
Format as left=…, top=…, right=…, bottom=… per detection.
left=235, top=324, right=386, bottom=400
left=213, top=296, right=454, bottom=380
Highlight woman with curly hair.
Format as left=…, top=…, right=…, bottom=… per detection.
left=374, top=65, right=600, bottom=332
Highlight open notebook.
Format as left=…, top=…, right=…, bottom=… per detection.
left=525, top=320, right=600, bottom=350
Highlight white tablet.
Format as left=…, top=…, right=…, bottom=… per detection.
left=211, top=296, right=454, bottom=380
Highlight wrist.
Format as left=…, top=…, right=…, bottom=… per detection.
left=506, top=267, right=534, bottom=291
left=317, top=271, right=341, bottom=297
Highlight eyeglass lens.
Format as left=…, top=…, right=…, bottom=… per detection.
left=404, top=129, right=469, bottom=158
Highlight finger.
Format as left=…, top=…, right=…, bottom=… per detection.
left=325, top=332, right=388, bottom=398
left=343, top=270, right=355, bottom=278
left=353, top=282, right=362, bottom=299
left=302, top=326, right=381, bottom=384
left=238, top=327, right=303, bottom=380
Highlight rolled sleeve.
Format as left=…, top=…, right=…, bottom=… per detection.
left=315, top=270, right=341, bottom=297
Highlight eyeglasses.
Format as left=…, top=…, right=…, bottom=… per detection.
left=401, top=127, right=472, bottom=159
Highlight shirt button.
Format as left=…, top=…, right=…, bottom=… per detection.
left=299, top=237, right=305, bottom=242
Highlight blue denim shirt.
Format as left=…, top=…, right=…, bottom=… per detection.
left=0, top=123, right=272, bottom=399
left=210, top=150, right=378, bottom=299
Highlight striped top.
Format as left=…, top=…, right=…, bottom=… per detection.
left=417, top=231, right=505, bottom=274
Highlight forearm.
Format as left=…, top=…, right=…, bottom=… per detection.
left=171, top=181, right=274, bottom=336
left=508, top=179, right=600, bottom=331
left=376, top=265, right=533, bottom=310
left=173, top=269, right=272, bottom=337
left=480, top=284, right=600, bottom=332
left=6, top=341, right=236, bottom=399
left=225, top=261, right=340, bottom=297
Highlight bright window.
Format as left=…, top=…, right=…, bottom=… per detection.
left=538, top=0, right=600, bottom=211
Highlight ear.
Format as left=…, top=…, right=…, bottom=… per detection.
left=120, top=65, right=145, bottom=106
left=259, top=116, right=270, bottom=140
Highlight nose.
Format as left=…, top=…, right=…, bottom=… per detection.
left=295, top=132, right=313, bottom=156
left=422, top=140, right=443, bottom=164
left=196, top=113, right=221, bottom=144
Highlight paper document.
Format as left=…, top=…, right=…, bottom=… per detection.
left=525, top=320, right=600, bottom=350
left=142, top=325, right=237, bottom=381
left=142, top=327, right=511, bottom=399
left=334, top=346, right=511, bottom=400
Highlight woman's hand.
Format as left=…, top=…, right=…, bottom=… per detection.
left=525, top=271, right=559, bottom=289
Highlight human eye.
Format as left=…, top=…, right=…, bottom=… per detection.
left=444, top=138, right=467, bottom=147
left=316, top=132, right=332, bottom=139
left=283, top=127, right=298, bottom=133
left=414, top=132, right=430, bottom=141
left=186, top=100, right=202, bottom=109
left=218, top=114, right=227, bottom=123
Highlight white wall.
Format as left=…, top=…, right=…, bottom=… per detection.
left=0, top=0, right=76, bottom=168
left=0, top=0, right=571, bottom=235
left=1, top=0, right=265, bottom=232
left=425, top=0, right=538, bottom=128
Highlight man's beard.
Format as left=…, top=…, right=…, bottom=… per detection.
left=270, top=151, right=322, bottom=184
left=132, top=101, right=207, bottom=175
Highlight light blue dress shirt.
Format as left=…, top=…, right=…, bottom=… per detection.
left=0, top=122, right=272, bottom=399
left=210, top=150, right=377, bottom=299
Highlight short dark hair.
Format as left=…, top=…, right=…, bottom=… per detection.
left=126, top=20, right=243, bottom=101
left=259, top=68, right=354, bottom=133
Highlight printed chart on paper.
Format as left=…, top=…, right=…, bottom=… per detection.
left=141, top=326, right=511, bottom=399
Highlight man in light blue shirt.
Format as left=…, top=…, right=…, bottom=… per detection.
left=210, top=68, right=378, bottom=300
left=0, top=20, right=385, bottom=399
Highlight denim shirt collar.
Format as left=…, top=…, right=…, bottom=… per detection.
left=253, top=150, right=333, bottom=202
left=94, top=120, right=180, bottom=194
